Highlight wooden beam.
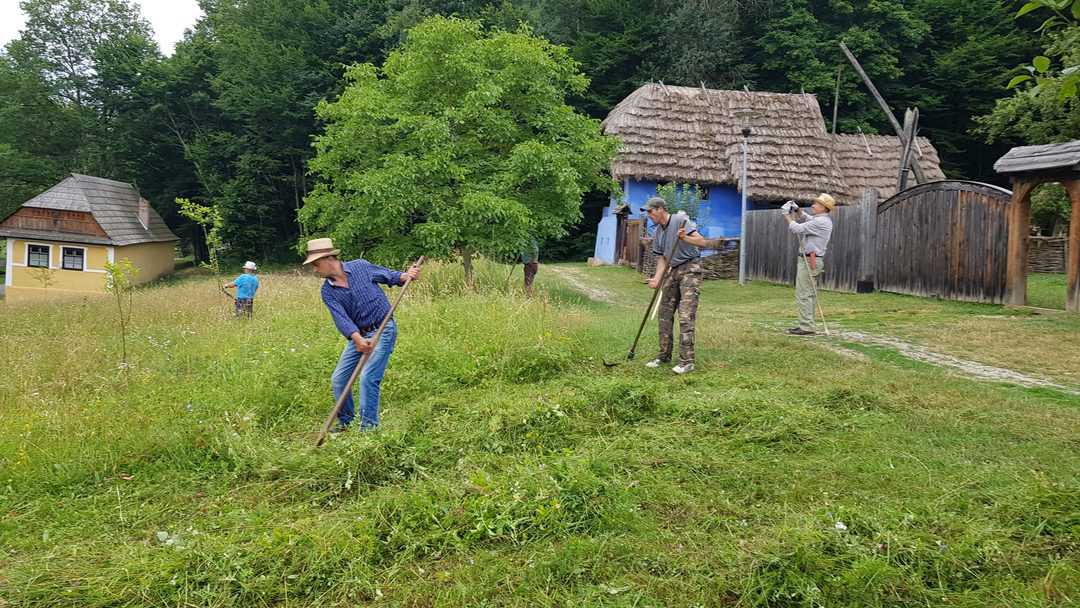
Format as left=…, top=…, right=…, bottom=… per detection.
left=832, top=65, right=842, bottom=136
left=1005, top=178, right=1036, bottom=306
left=839, top=42, right=928, bottom=184
left=1065, top=179, right=1080, bottom=313
left=897, top=108, right=917, bottom=192
left=856, top=189, right=878, bottom=293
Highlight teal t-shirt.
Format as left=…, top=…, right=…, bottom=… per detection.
left=234, top=274, right=259, bottom=299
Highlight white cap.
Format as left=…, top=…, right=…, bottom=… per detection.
left=243, top=261, right=257, bottom=270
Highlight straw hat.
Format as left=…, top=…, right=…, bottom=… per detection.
left=243, top=261, right=257, bottom=270
left=302, top=237, right=340, bottom=265
left=813, top=193, right=836, bottom=211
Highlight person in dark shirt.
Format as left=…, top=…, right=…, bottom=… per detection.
left=642, top=196, right=703, bottom=374
left=302, top=238, right=421, bottom=432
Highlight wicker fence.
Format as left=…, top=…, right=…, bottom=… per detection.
left=1029, top=236, right=1067, bottom=273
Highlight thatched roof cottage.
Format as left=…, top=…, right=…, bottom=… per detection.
left=594, top=84, right=946, bottom=265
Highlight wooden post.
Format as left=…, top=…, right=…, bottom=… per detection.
left=839, top=42, right=927, bottom=184
left=1065, top=179, right=1080, bottom=313
left=1004, top=178, right=1036, bottom=306
left=897, top=108, right=916, bottom=192
left=857, top=189, right=879, bottom=293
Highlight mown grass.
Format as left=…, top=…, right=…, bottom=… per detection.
left=1028, top=272, right=1068, bottom=310
left=1, top=260, right=1079, bottom=607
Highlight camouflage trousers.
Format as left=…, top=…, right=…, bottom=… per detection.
left=657, top=259, right=703, bottom=366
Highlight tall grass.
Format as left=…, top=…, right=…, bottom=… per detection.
left=1, top=262, right=1079, bottom=606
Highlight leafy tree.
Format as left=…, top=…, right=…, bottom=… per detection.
left=8, top=0, right=152, bottom=109
left=1031, top=183, right=1071, bottom=235
left=0, top=56, right=81, bottom=218
left=656, top=182, right=704, bottom=221
left=302, top=16, right=617, bottom=284
left=176, top=197, right=225, bottom=274
left=978, top=0, right=1079, bottom=145
left=905, top=0, right=1039, bottom=178
left=521, top=0, right=669, bottom=118
left=104, top=257, right=139, bottom=369
left=1005, top=0, right=1080, bottom=100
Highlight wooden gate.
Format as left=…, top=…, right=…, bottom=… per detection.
left=875, top=180, right=1011, bottom=303
left=620, top=219, right=643, bottom=266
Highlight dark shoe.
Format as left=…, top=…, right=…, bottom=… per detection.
left=329, top=422, right=350, bottom=434
left=786, top=328, right=816, bottom=336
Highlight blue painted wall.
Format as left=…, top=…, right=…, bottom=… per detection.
left=594, top=179, right=771, bottom=264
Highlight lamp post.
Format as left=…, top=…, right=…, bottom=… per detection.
left=734, top=109, right=755, bottom=285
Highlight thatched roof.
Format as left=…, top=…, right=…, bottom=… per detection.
left=833, top=133, right=945, bottom=200
left=0, top=174, right=178, bottom=246
left=602, top=83, right=946, bottom=203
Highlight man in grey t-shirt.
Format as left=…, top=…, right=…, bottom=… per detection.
left=642, top=196, right=704, bottom=374
left=783, top=193, right=835, bottom=335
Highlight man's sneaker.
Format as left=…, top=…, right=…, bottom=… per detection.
left=645, top=358, right=666, bottom=368
left=329, top=422, right=350, bottom=434
left=672, top=363, right=695, bottom=374
left=786, top=328, right=816, bottom=336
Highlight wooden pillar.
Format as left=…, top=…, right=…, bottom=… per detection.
left=857, top=189, right=879, bottom=293
left=1004, top=178, right=1036, bottom=306
left=1066, top=180, right=1080, bottom=313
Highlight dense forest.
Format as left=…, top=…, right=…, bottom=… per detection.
left=1, top=0, right=1077, bottom=261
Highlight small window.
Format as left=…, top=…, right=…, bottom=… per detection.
left=28, top=244, right=50, bottom=268
left=62, top=247, right=85, bottom=271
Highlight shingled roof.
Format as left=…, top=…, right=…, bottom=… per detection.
left=601, top=83, right=946, bottom=203
left=1, top=174, right=178, bottom=246
left=994, top=140, right=1080, bottom=175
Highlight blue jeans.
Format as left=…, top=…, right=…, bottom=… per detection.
left=331, top=319, right=397, bottom=429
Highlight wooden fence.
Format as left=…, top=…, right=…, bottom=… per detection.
left=744, top=191, right=876, bottom=292
left=875, top=181, right=1011, bottom=303
left=1029, top=236, right=1067, bottom=273
left=744, top=181, right=1014, bottom=304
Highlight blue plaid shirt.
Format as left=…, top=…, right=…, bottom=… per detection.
left=321, top=259, right=403, bottom=339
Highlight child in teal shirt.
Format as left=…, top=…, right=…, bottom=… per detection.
left=225, top=261, right=260, bottom=318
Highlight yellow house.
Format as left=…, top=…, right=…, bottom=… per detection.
left=1, top=174, right=179, bottom=301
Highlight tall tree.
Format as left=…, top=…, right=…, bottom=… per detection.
left=301, top=16, right=617, bottom=282
left=0, top=55, right=81, bottom=218
left=0, top=0, right=162, bottom=213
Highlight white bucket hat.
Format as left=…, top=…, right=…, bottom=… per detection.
left=243, top=261, right=257, bottom=270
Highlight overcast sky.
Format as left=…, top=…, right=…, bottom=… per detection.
left=0, top=0, right=204, bottom=56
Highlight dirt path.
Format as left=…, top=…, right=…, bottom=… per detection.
left=831, top=329, right=1080, bottom=395
left=548, top=266, right=615, bottom=303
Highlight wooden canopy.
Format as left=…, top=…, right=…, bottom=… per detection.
left=994, top=140, right=1080, bottom=312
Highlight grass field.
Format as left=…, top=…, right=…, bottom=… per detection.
left=1, top=261, right=1078, bottom=607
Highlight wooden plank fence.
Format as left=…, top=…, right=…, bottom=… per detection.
left=744, top=191, right=876, bottom=292
left=744, top=181, right=1014, bottom=304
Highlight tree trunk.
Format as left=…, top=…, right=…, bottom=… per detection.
left=462, top=246, right=475, bottom=289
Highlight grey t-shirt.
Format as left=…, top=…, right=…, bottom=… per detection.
left=652, top=212, right=700, bottom=267
left=788, top=211, right=833, bottom=257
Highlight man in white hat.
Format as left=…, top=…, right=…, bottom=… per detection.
left=782, top=193, right=835, bottom=335
left=223, top=260, right=259, bottom=318
left=303, top=238, right=421, bottom=432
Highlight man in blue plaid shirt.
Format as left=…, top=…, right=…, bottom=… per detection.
left=303, top=238, right=421, bottom=432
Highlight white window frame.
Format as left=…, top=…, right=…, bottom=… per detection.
left=26, top=242, right=52, bottom=269
left=61, top=245, right=86, bottom=271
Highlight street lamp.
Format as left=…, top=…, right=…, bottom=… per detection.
left=734, top=109, right=755, bottom=285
